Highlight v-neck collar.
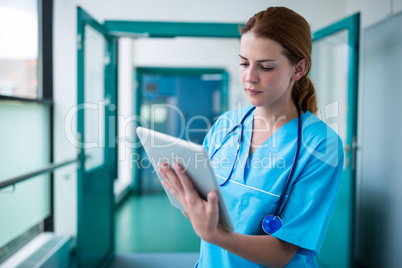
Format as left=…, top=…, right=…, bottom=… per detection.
left=243, top=109, right=307, bottom=161
left=229, top=107, right=310, bottom=184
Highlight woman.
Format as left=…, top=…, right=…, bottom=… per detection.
left=159, top=6, right=343, bottom=268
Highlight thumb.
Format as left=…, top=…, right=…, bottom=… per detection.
left=206, top=191, right=219, bottom=216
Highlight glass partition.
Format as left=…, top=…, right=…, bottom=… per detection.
left=311, top=29, right=349, bottom=144
left=84, top=25, right=106, bottom=171
left=0, top=101, right=50, bottom=259
left=0, top=101, right=50, bottom=181
left=0, top=175, right=50, bottom=248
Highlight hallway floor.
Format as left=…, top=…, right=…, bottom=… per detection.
left=110, top=252, right=200, bottom=268
left=115, top=192, right=201, bottom=253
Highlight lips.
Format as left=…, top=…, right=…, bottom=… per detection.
left=247, top=88, right=263, bottom=96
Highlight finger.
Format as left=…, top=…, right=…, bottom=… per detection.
left=181, top=210, right=190, bottom=220
left=162, top=175, right=181, bottom=199
left=159, top=163, right=173, bottom=181
left=174, top=163, right=198, bottom=196
left=161, top=180, right=172, bottom=192
left=163, top=164, right=184, bottom=194
left=158, top=162, right=168, bottom=178
left=173, top=163, right=203, bottom=208
left=206, top=191, right=219, bottom=219
left=158, top=167, right=166, bottom=178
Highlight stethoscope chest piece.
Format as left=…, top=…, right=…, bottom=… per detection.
left=262, top=214, right=283, bottom=235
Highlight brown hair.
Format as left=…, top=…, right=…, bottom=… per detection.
left=240, top=7, right=317, bottom=113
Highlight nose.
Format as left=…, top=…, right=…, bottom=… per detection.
left=245, top=66, right=259, bottom=84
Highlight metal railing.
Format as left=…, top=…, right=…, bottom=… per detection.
left=0, top=158, right=78, bottom=190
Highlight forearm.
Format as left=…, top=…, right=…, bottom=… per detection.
left=206, top=228, right=298, bottom=268
left=159, top=164, right=298, bottom=267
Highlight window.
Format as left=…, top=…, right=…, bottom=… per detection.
left=0, top=0, right=53, bottom=263
left=0, top=0, right=39, bottom=99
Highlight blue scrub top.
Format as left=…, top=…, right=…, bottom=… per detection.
left=198, top=106, right=344, bottom=268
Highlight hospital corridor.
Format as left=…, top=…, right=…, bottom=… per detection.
left=1, top=0, right=402, bottom=267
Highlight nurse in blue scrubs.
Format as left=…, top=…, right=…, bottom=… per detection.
left=159, top=6, right=344, bottom=268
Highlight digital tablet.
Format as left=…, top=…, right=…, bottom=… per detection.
left=136, top=126, right=234, bottom=232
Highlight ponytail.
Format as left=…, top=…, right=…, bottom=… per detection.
left=292, top=75, right=317, bottom=114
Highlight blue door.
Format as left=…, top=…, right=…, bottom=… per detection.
left=310, top=13, right=360, bottom=268
left=135, top=68, right=228, bottom=194
left=76, top=7, right=117, bottom=268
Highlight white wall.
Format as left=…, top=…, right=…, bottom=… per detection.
left=53, top=0, right=80, bottom=241
left=115, top=37, right=134, bottom=197
left=132, top=38, right=245, bottom=109
left=345, top=0, right=402, bottom=27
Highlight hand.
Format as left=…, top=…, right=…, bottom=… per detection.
left=158, top=162, right=221, bottom=243
left=159, top=163, right=298, bottom=268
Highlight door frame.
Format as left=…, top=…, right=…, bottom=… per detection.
left=102, top=21, right=242, bottom=197
left=104, top=21, right=242, bottom=38
left=312, top=13, right=360, bottom=268
left=77, top=6, right=117, bottom=268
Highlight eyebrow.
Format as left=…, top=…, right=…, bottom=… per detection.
left=238, top=54, right=276, bottom=63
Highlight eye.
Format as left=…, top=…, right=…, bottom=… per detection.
left=260, top=66, right=274, bottom=71
left=239, top=62, right=249, bottom=67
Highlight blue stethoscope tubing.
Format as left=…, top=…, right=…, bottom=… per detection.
left=210, top=105, right=302, bottom=235
left=209, top=106, right=256, bottom=186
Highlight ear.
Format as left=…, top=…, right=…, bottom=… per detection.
left=292, top=59, right=308, bottom=81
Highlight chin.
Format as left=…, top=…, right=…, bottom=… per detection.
left=247, top=98, right=267, bottom=107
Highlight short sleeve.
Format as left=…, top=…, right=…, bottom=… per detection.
left=202, top=117, right=219, bottom=154
left=271, top=133, right=344, bottom=256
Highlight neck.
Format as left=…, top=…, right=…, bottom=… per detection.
left=253, top=102, right=299, bottom=130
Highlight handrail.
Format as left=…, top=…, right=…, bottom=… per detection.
left=0, top=158, right=78, bottom=190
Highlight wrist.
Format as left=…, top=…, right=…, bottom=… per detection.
left=202, top=226, right=232, bottom=246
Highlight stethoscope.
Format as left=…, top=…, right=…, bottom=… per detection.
left=210, top=105, right=302, bottom=235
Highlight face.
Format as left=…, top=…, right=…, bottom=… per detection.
left=239, top=32, right=299, bottom=109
